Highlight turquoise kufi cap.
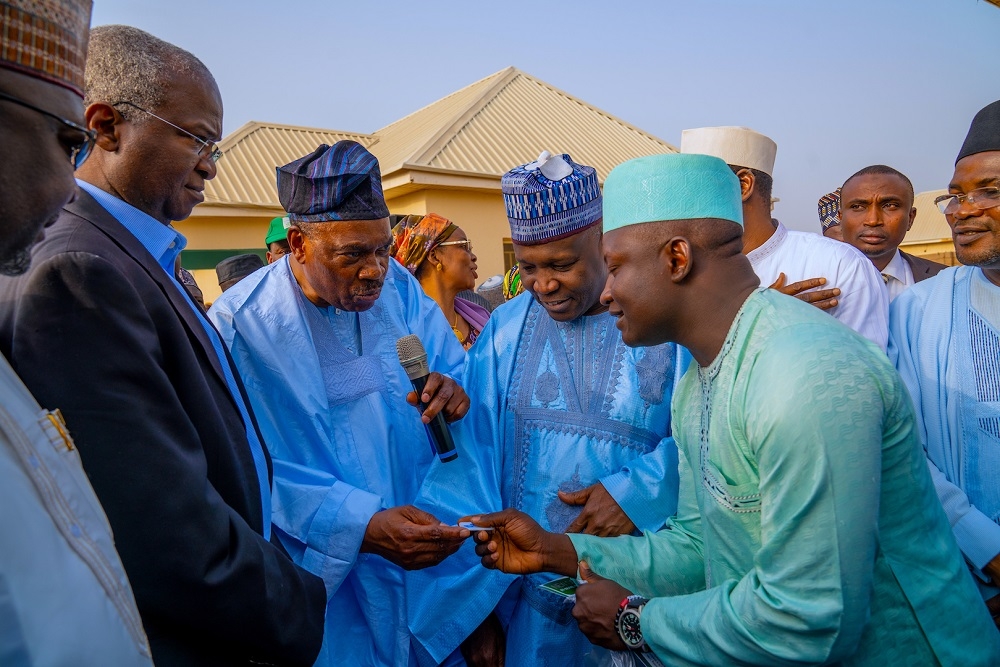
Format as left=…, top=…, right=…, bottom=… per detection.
left=603, top=153, right=743, bottom=233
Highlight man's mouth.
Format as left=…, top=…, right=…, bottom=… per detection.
left=542, top=297, right=571, bottom=310
left=952, top=226, right=991, bottom=245
left=186, top=186, right=205, bottom=203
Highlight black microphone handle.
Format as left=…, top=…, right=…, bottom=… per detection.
left=410, top=373, right=458, bottom=462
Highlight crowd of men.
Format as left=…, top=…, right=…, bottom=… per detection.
left=2, top=2, right=1000, bottom=666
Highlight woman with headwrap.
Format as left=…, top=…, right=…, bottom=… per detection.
left=391, top=213, right=489, bottom=350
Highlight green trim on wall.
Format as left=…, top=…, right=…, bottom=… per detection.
left=180, top=249, right=266, bottom=270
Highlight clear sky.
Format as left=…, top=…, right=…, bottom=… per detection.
left=90, top=0, right=1000, bottom=233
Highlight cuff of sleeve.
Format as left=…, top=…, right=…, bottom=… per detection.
left=599, top=443, right=679, bottom=533
left=953, top=511, right=1000, bottom=571
left=567, top=532, right=602, bottom=577
left=599, top=471, right=658, bottom=531
left=303, top=486, right=383, bottom=596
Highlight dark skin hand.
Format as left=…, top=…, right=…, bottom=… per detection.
left=573, top=562, right=631, bottom=651
left=560, top=483, right=636, bottom=537
left=459, top=611, right=506, bottom=667
left=465, top=509, right=578, bottom=576
left=404, top=372, right=470, bottom=424
left=465, top=510, right=639, bottom=651
left=360, top=505, right=468, bottom=570
left=769, top=273, right=840, bottom=310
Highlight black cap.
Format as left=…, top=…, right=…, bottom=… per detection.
left=957, top=100, right=1000, bottom=164
left=216, top=253, right=264, bottom=289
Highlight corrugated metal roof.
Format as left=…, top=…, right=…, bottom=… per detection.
left=204, top=122, right=372, bottom=206
left=201, top=68, right=676, bottom=209
left=903, top=189, right=952, bottom=244
left=425, top=70, right=675, bottom=180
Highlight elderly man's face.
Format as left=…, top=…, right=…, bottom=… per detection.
left=106, top=70, right=222, bottom=225
left=513, top=225, right=607, bottom=322
left=947, top=151, right=1000, bottom=278
left=289, top=218, right=392, bottom=311
left=0, top=68, right=86, bottom=275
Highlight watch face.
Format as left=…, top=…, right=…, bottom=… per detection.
left=620, top=609, right=643, bottom=648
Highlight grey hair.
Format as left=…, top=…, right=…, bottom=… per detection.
left=83, top=25, right=214, bottom=122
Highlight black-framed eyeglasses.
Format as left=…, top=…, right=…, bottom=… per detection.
left=112, top=100, right=223, bottom=163
left=934, top=187, right=1000, bottom=215
left=0, top=91, right=96, bottom=169
left=438, top=239, right=473, bottom=254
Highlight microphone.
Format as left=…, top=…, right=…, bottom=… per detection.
left=396, top=334, right=458, bottom=463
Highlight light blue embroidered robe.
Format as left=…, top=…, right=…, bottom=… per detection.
left=408, top=295, right=680, bottom=666
left=890, top=266, right=1000, bottom=597
left=209, top=258, right=465, bottom=667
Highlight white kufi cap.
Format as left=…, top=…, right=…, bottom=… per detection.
left=680, top=126, right=777, bottom=176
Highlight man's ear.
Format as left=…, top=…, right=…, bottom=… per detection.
left=287, top=226, right=307, bottom=263
left=662, top=236, right=693, bottom=283
left=85, top=102, right=121, bottom=152
left=736, top=168, right=755, bottom=203
left=907, top=206, right=917, bottom=231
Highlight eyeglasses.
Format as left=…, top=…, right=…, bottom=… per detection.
left=0, top=91, right=96, bottom=169
left=438, top=239, right=473, bottom=253
left=113, top=100, right=223, bottom=163
left=935, top=187, right=1000, bottom=215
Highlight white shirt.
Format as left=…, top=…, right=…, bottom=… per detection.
left=0, top=355, right=152, bottom=666
left=880, top=249, right=916, bottom=303
left=747, top=220, right=890, bottom=351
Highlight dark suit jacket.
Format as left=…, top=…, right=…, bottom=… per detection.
left=900, top=251, right=947, bottom=283
left=0, top=189, right=326, bottom=666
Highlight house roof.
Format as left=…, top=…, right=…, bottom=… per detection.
left=902, top=189, right=952, bottom=245
left=201, top=67, right=676, bottom=210
left=203, top=122, right=373, bottom=207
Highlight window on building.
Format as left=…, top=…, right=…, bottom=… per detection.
left=502, top=238, right=516, bottom=273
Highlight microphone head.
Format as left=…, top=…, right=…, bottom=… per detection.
left=396, top=334, right=429, bottom=380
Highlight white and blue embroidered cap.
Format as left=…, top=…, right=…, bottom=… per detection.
left=502, top=151, right=603, bottom=245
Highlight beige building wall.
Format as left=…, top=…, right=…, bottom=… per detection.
left=899, top=239, right=959, bottom=267
left=175, top=212, right=278, bottom=250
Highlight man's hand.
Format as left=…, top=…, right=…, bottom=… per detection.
left=405, top=372, right=470, bottom=423
left=769, top=273, right=840, bottom=310
left=572, top=562, right=632, bottom=650
left=361, top=505, right=468, bottom=570
left=560, top=483, right=636, bottom=537
left=460, top=612, right=506, bottom=667
left=465, top=509, right=578, bottom=576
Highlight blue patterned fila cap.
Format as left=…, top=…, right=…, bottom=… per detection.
left=276, top=141, right=390, bottom=223
left=501, top=151, right=603, bottom=245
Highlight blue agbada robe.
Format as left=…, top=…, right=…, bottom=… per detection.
left=890, top=265, right=1000, bottom=596
left=209, top=258, right=465, bottom=667
left=408, top=295, right=680, bottom=666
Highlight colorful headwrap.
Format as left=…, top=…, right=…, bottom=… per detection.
left=390, top=213, right=458, bottom=275
left=957, top=99, right=1000, bottom=164
left=502, top=151, right=603, bottom=246
left=0, top=0, right=92, bottom=96
left=603, top=154, right=743, bottom=233
left=818, top=189, right=841, bottom=231
left=277, top=141, right=390, bottom=223
left=503, top=263, right=523, bottom=300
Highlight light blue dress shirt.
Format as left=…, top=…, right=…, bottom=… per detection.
left=76, top=180, right=272, bottom=538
